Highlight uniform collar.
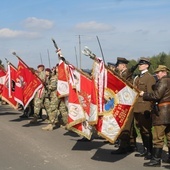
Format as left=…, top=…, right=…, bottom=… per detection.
left=141, top=69, right=148, bottom=75
left=139, top=69, right=148, bottom=77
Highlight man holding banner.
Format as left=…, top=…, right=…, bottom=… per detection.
left=29, top=64, right=46, bottom=124
left=111, top=57, right=138, bottom=154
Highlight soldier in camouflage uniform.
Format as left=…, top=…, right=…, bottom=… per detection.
left=42, top=65, right=64, bottom=130
left=29, top=65, right=46, bottom=124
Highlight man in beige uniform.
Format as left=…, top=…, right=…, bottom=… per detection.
left=133, top=57, right=156, bottom=160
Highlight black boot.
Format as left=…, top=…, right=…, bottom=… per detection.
left=135, top=147, right=147, bottom=157
left=135, top=134, right=147, bottom=157
left=162, top=147, right=170, bottom=163
left=144, top=135, right=153, bottom=160
left=143, top=148, right=162, bottom=167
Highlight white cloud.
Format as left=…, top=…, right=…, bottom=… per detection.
left=23, top=17, right=54, bottom=30
left=75, top=21, right=113, bottom=32
left=0, top=28, right=41, bottom=39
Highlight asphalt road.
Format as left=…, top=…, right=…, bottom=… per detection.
left=0, top=104, right=170, bottom=170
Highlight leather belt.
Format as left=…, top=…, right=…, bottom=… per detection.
left=158, top=102, right=170, bottom=107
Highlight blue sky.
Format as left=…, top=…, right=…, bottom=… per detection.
left=0, top=0, right=170, bottom=69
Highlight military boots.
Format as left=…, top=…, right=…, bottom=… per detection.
left=42, top=124, right=54, bottom=131
left=162, top=148, right=170, bottom=163
left=28, top=116, right=38, bottom=124
left=143, top=148, right=162, bottom=167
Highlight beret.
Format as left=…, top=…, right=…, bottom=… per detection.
left=37, top=64, right=45, bottom=68
left=45, top=68, right=52, bottom=73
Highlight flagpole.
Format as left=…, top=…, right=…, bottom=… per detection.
left=79, top=35, right=82, bottom=69
left=74, top=46, right=78, bottom=68
left=96, top=35, right=105, bottom=65
left=5, top=58, right=17, bottom=70
left=51, top=39, right=91, bottom=79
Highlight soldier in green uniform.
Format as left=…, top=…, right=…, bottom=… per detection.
left=140, top=65, right=170, bottom=167
left=29, top=64, right=46, bottom=124
left=133, top=57, right=156, bottom=160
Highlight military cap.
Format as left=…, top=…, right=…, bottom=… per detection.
left=154, top=65, right=170, bottom=73
left=107, top=62, right=116, bottom=67
left=45, top=68, right=52, bottom=73
left=37, top=64, right=45, bottom=68
left=116, top=57, right=129, bottom=66
left=138, top=57, right=150, bottom=65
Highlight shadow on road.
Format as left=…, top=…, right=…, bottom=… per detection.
left=0, top=112, right=20, bottom=116
left=63, top=131, right=80, bottom=137
left=162, top=165, right=170, bottom=169
left=91, top=147, right=130, bottom=162
left=72, top=140, right=106, bottom=151
left=9, top=117, right=32, bottom=122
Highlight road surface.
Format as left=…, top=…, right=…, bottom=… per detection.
left=0, top=104, right=169, bottom=170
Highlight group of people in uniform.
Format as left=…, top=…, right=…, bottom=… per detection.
left=108, top=57, right=170, bottom=167
left=17, top=56, right=170, bottom=168
left=19, top=64, right=68, bottom=131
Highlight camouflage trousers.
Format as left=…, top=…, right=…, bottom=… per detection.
left=34, top=97, right=44, bottom=117
left=44, top=97, right=60, bottom=124
left=58, top=98, right=68, bottom=125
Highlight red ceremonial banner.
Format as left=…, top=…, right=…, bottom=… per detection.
left=93, top=61, right=138, bottom=143
left=0, top=66, right=6, bottom=95
left=14, top=59, right=43, bottom=109
left=57, top=59, right=69, bottom=98
left=1, top=63, right=18, bottom=109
